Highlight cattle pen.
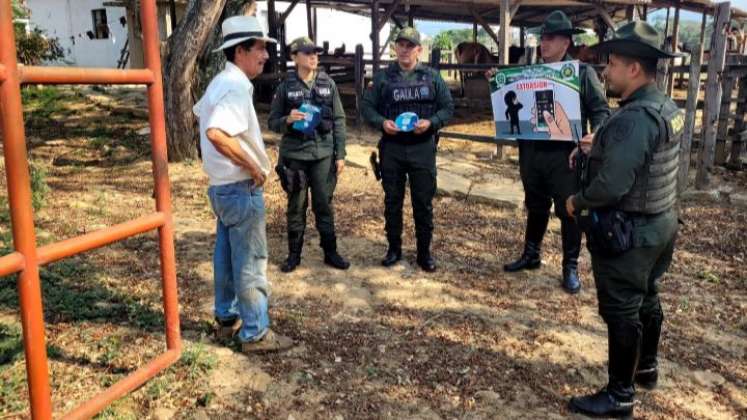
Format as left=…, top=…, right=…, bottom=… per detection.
left=255, top=0, right=747, bottom=192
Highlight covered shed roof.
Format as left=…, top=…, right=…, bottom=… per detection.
left=303, top=0, right=746, bottom=28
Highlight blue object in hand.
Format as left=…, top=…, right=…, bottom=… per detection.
left=292, top=103, right=321, bottom=135
left=395, top=112, right=419, bottom=132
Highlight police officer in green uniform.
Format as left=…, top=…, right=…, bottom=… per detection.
left=503, top=11, right=610, bottom=295
left=362, top=27, right=454, bottom=272
left=269, top=37, right=349, bottom=272
left=565, top=22, right=683, bottom=418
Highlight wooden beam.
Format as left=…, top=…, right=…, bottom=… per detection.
left=278, top=0, right=300, bottom=24
left=594, top=5, right=616, bottom=31
left=510, top=0, right=521, bottom=20
left=306, top=0, right=314, bottom=39
left=679, top=10, right=707, bottom=192
left=498, top=0, right=510, bottom=65
left=377, top=0, right=402, bottom=32
left=666, top=2, right=680, bottom=96
left=625, top=4, right=636, bottom=22
left=728, top=79, right=747, bottom=167
left=715, top=76, right=736, bottom=164
left=372, top=0, right=381, bottom=72
left=472, top=8, right=500, bottom=47
left=696, top=1, right=731, bottom=190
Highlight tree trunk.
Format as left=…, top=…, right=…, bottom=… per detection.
left=164, top=0, right=256, bottom=161
left=163, top=0, right=226, bottom=162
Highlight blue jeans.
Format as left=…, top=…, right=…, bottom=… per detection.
left=208, top=180, right=269, bottom=342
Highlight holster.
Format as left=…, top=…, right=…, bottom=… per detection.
left=370, top=151, right=382, bottom=181
left=275, top=162, right=307, bottom=194
left=576, top=207, right=633, bottom=257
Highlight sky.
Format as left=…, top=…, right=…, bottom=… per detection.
left=416, top=0, right=747, bottom=37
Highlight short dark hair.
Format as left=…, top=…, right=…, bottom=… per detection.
left=223, top=38, right=258, bottom=63
left=618, top=54, right=658, bottom=78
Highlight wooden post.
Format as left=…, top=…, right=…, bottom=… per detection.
left=408, top=5, right=414, bottom=27
left=497, top=0, right=511, bottom=160
left=354, top=44, right=364, bottom=126
left=520, top=26, right=525, bottom=49
left=696, top=2, right=731, bottom=190
left=666, top=3, right=680, bottom=96
left=371, top=0, right=380, bottom=73
left=306, top=0, right=313, bottom=40
left=473, top=21, right=478, bottom=43
left=679, top=11, right=708, bottom=192
left=267, top=0, right=278, bottom=73
left=728, top=78, right=747, bottom=167
left=715, top=76, right=736, bottom=164
left=663, top=8, right=671, bottom=43
left=626, top=5, right=636, bottom=22
left=313, top=6, right=318, bottom=43
left=430, top=47, right=441, bottom=69
left=498, top=0, right=510, bottom=66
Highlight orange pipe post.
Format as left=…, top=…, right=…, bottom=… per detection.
left=63, top=349, right=180, bottom=420
left=140, top=0, right=182, bottom=352
left=0, top=62, right=6, bottom=82
left=36, top=213, right=166, bottom=266
left=20, top=66, right=155, bottom=85
left=0, top=1, right=53, bottom=419
left=0, top=251, right=25, bottom=277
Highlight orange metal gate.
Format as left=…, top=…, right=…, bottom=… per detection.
left=0, top=0, right=181, bottom=418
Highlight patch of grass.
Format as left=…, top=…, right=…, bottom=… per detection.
left=96, top=336, right=122, bottom=365
left=178, top=343, right=217, bottom=380
left=22, top=86, right=65, bottom=119
left=697, top=270, right=720, bottom=284
left=145, top=376, right=170, bottom=401
left=0, top=323, right=23, bottom=364
left=0, top=361, right=26, bottom=414
left=93, top=396, right=138, bottom=420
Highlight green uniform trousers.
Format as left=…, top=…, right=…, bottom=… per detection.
left=283, top=155, right=337, bottom=235
left=519, top=141, right=578, bottom=218
left=379, top=137, right=437, bottom=249
left=591, top=209, right=678, bottom=323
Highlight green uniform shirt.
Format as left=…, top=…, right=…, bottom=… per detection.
left=268, top=71, right=347, bottom=160
left=574, top=83, right=663, bottom=210
left=564, top=53, right=610, bottom=134
left=361, top=62, right=454, bottom=131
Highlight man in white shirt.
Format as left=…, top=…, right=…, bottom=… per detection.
left=193, top=16, right=292, bottom=353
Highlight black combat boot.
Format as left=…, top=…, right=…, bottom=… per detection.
left=281, top=231, right=304, bottom=273
left=416, top=234, right=436, bottom=272
left=504, top=212, right=549, bottom=272
left=560, top=218, right=582, bottom=294
left=636, top=309, right=663, bottom=390
left=570, top=320, right=642, bottom=419
left=382, top=235, right=402, bottom=267
left=320, top=232, right=350, bottom=270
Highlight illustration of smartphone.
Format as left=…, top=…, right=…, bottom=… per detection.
left=535, top=89, right=555, bottom=132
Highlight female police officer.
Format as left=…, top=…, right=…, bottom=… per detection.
left=269, top=37, right=349, bottom=272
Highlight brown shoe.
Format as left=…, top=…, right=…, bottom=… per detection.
left=215, top=317, right=241, bottom=340
left=240, top=330, right=294, bottom=354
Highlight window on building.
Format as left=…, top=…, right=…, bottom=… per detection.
left=91, top=9, right=109, bottom=39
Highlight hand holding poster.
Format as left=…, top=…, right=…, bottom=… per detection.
left=490, top=60, right=582, bottom=142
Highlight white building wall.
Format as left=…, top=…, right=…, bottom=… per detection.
left=26, top=0, right=128, bottom=68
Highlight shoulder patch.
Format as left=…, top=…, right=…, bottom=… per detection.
left=670, top=111, right=685, bottom=135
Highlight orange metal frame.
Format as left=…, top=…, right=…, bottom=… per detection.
left=0, top=1, right=181, bottom=419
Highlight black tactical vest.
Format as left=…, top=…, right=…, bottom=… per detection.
left=380, top=65, right=437, bottom=142
left=592, top=98, right=683, bottom=214
left=284, top=71, right=335, bottom=137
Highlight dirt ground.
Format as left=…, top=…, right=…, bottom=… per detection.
left=0, top=86, right=746, bottom=419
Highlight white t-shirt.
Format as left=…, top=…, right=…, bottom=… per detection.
left=193, top=62, right=271, bottom=186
